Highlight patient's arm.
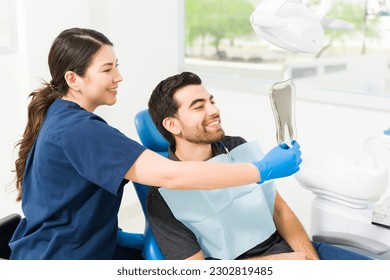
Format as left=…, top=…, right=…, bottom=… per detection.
left=186, top=251, right=308, bottom=260
left=185, top=251, right=206, bottom=260
left=244, top=252, right=308, bottom=260
left=273, top=192, right=320, bottom=260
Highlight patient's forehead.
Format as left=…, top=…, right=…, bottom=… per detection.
left=175, top=84, right=212, bottom=108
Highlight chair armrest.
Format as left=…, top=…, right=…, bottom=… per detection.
left=0, top=213, right=21, bottom=259
left=313, top=231, right=390, bottom=255
left=143, top=227, right=165, bottom=260
left=117, top=229, right=144, bottom=251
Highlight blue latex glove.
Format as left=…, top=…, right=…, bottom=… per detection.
left=384, top=128, right=390, bottom=136
left=253, top=140, right=302, bottom=184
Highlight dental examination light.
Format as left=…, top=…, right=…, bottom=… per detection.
left=250, top=0, right=355, bottom=53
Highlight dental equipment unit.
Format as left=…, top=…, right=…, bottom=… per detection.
left=295, top=133, right=390, bottom=259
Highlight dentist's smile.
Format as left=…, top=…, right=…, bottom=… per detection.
left=106, top=87, right=118, bottom=93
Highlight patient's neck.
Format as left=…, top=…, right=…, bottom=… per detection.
left=174, top=141, right=212, bottom=161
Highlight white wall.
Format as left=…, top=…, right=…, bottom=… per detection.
left=0, top=0, right=183, bottom=229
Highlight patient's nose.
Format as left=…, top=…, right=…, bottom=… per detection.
left=207, top=102, right=219, bottom=116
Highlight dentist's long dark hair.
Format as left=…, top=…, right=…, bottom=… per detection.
left=14, top=28, right=113, bottom=202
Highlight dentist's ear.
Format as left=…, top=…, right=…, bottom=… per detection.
left=64, top=71, right=81, bottom=92
left=162, top=117, right=181, bottom=136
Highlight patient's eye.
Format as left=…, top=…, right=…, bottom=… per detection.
left=194, top=105, right=204, bottom=110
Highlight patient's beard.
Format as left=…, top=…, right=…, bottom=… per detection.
left=182, top=126, right=225, bottom=145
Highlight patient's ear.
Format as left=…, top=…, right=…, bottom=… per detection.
left=162, top=117, right=181, bottom=135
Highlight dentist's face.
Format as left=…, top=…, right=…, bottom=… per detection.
left=174, top=84, right=225, bottom=144
left=77, top=45, right=123, bottom=112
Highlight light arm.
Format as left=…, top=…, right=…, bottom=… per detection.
left=250, top=0, right=288, bottom=28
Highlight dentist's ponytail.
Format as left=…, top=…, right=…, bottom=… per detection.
left=14, top=28, right=113, bottom=202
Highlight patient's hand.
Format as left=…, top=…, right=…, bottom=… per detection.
left=248, top=252, right=309, bottom=260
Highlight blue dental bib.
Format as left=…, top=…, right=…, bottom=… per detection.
left=159, top=141, right=276, bottom=259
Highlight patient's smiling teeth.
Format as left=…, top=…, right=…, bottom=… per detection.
left=207, top=120, right=220, bottom=126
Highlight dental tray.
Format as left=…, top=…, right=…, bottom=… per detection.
left=372, top=196, right=390, bottom=229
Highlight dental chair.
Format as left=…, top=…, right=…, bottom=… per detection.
left=133, top=109, right=169, bottom=158
left=0, top=213, right=21, bottom=259
left=117, top=109, right=167, bottom=260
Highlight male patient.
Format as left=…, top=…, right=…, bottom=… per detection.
left=146, top=71, right=371, bottom=260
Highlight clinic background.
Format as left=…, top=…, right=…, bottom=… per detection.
left=1, top=0, right=390, bottom=235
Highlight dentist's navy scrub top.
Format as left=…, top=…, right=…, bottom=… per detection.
left=9, top=98, right=146, bottom=259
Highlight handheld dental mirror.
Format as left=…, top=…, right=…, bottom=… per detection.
left=269, top=79, right=297, bottom=147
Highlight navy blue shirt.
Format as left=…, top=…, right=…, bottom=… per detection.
left=10, top=99, right=146, bottom=259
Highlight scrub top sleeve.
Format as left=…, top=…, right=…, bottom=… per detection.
left=63, top=114, right=146, bottom=195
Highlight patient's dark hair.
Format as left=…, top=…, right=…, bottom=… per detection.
left=148, top=71, right=202, bottom=145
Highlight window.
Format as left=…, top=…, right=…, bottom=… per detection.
left=0, top=0, right=17, bottom=53
left=184, top=0, right=390, bottom=109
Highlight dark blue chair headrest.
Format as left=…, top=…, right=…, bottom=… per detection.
left=134, top=109, right=169, bottom=156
